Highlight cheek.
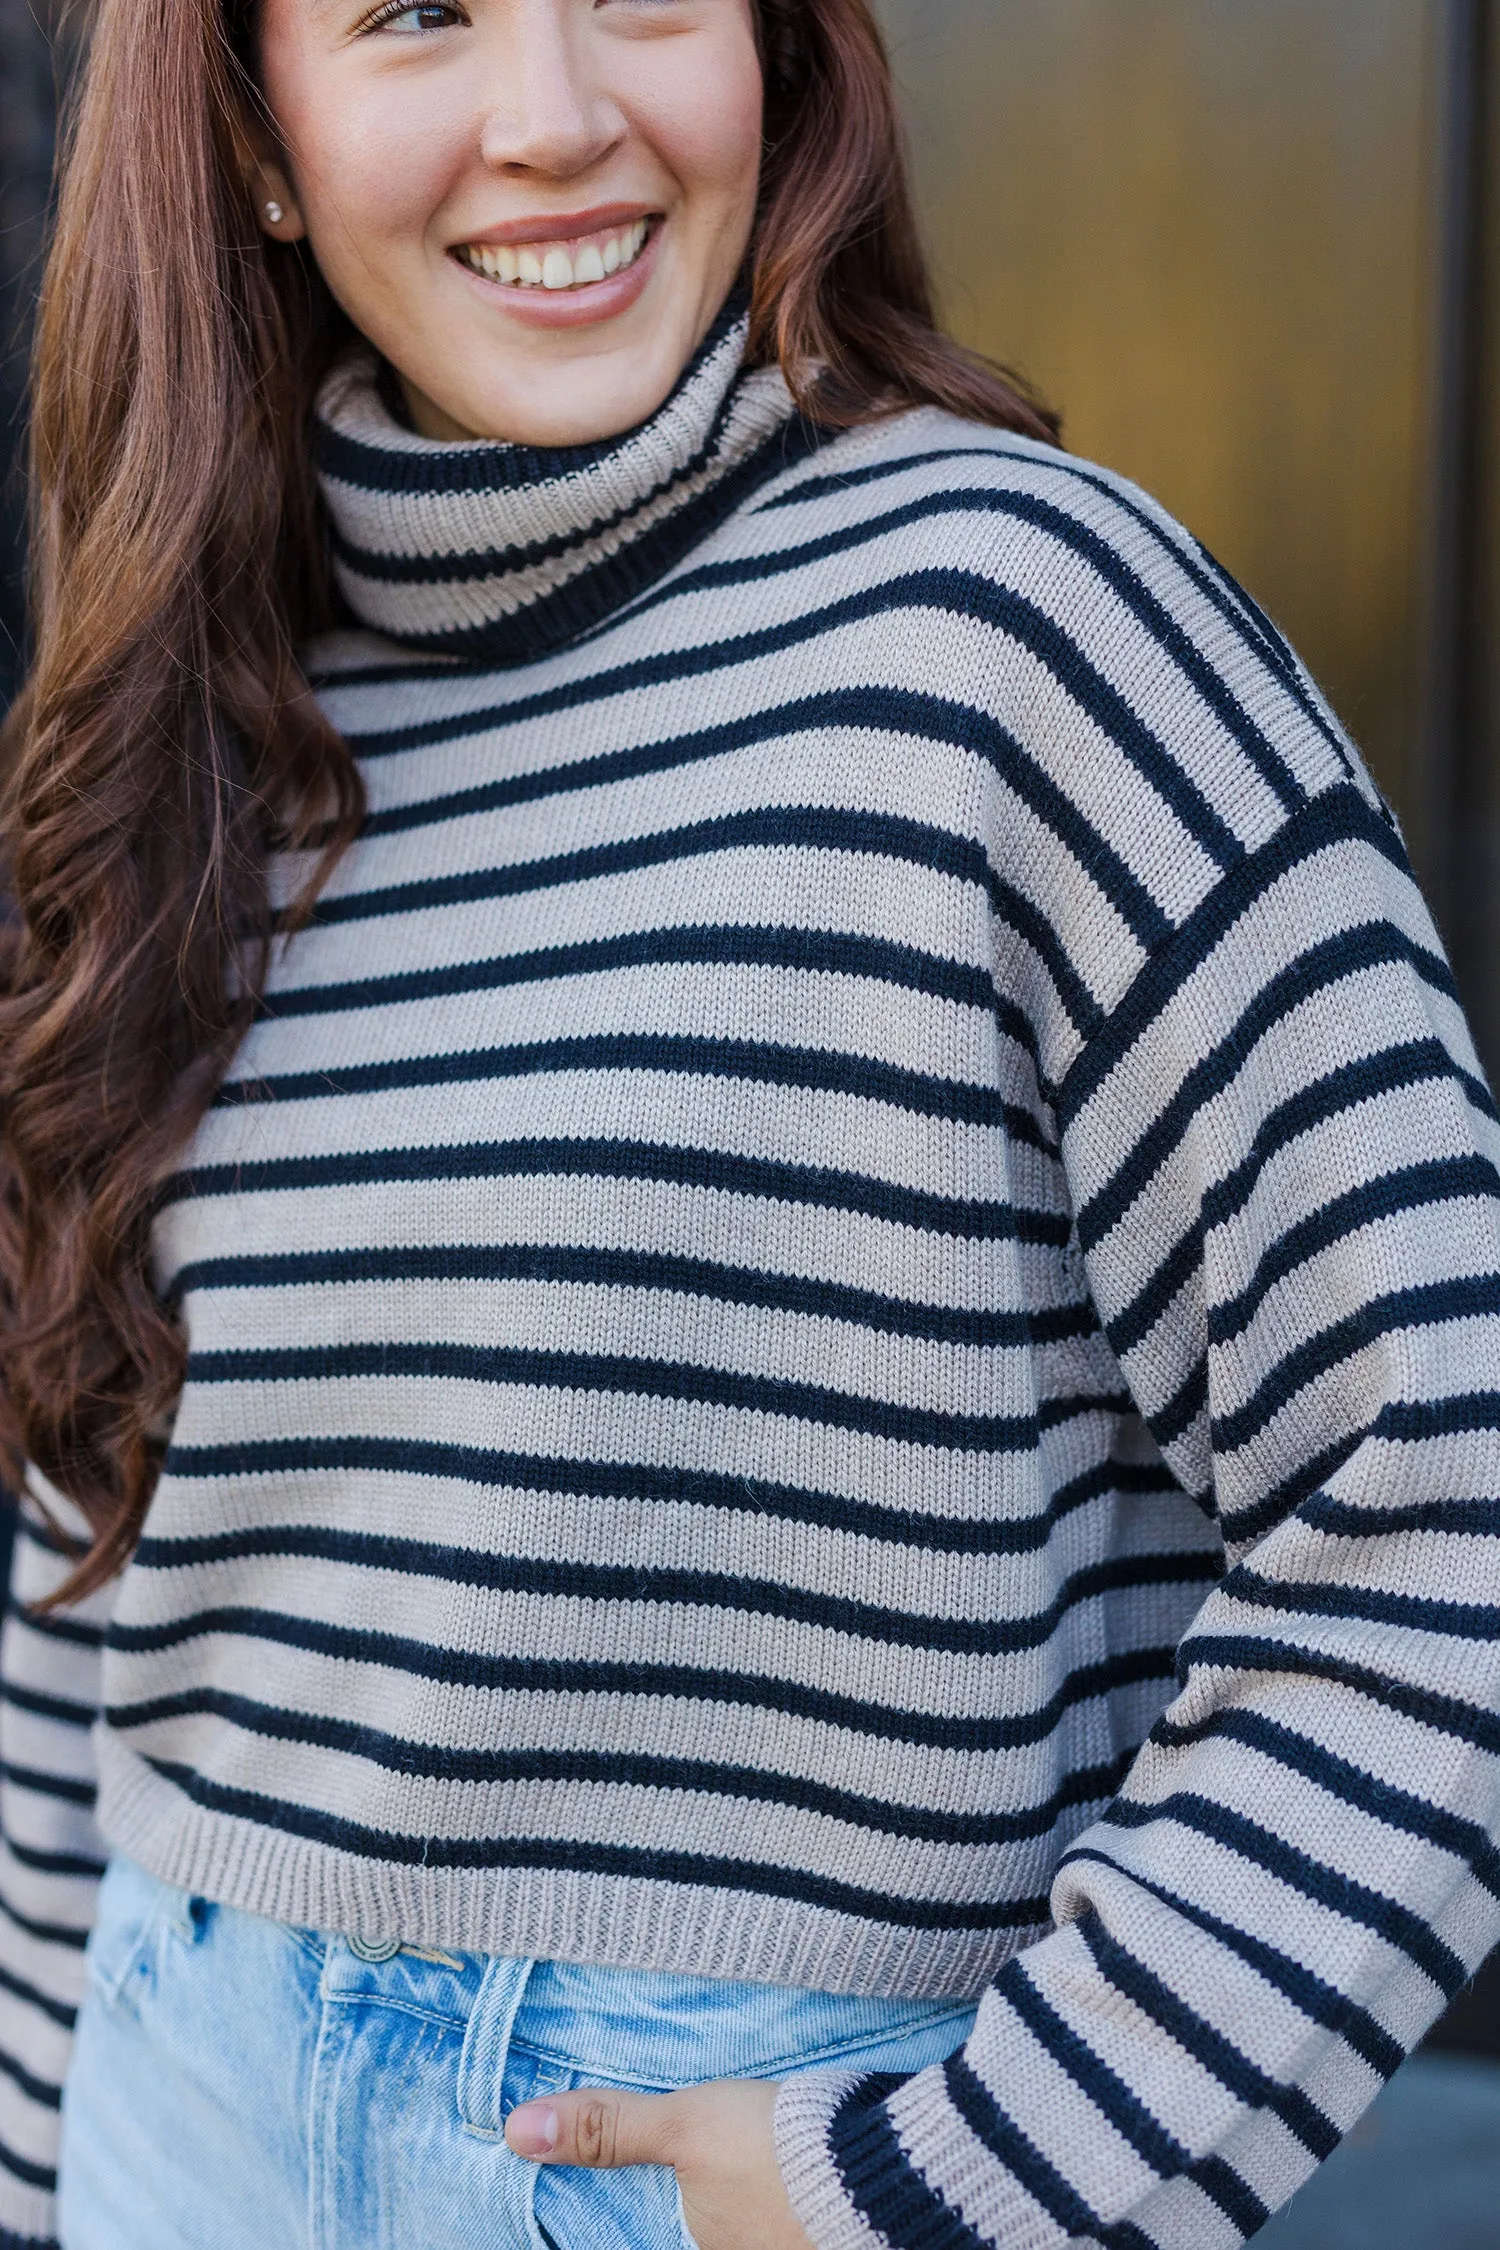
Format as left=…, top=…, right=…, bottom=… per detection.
left=630, top=33, right=764, bottom=222
left=258, top=21, right=462, bottom=266
left=288, top=92, right=461, bottom=260
left=307, top=116, right=454, bottom=259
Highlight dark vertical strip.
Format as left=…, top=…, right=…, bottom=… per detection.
left=1418, top=0, right=1490, bottom=965
left=0, top=0, right=60, bottom=713
left=1449, top=0, right=1500, bottom=1087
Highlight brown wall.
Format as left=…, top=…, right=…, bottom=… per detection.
left=876, top=0, right=1469, bottom=939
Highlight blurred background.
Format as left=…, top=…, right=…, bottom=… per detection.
left=2, top=2, right=1499, bottom=2238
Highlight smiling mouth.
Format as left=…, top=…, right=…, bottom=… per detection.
left=454, top=218, right=653, bottom=293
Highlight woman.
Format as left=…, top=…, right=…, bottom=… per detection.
left=0, top=0, right=1496, bottom=2245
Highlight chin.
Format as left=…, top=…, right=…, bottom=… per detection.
left=446, top=360, right=685, bottom=450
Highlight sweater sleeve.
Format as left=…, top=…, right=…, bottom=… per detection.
left=0, top=1488, right=109, bottom=2250
left=774, top=783, right=1500, bottom=2249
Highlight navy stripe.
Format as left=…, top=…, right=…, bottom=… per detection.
left=1212, top=1276, right=1500, bottom=1454
left=1077, top=921, right=1461, bottom=1256
left=997, top=1958, right=1190, bottom=2175
left=0, top=2128, right=56, bottom=2193
left=1203, top=1041, right=1492, bottom=1244
left=312, top=298, right=751, bottom=497
left=181, top=1337, right=1097, bottom=1455
left=825, top=2076, right=996, bottom=2250
left=1299, top=1492, right=1500, bottom=1539
left=2, top=1611, right=100, bottom=1655
left=0, top=1843, right=105, bottom=1883
left=939, top=2044, right=1159, bottom=2250
left=116, top=1540, right=1218, bottom=1660
left=0, top=1962, right=75, bottom=2036
left=302, top=802, right=1044, bottom=1072
left=0, top=2047, right=60, bottom=2117
left=1056, top=1848, right=1404, bottom=2080
left=351, top=616, right=1223, bottom=916
left=1208, top=1157, right=1500, bottom=1346
left=0, top=1682, right=95, bottom=1732
left=996, top=1961, right=1267, bottom=2237
left=138, top=1756, right=1048, bottom=1929
left=311, top=803, right=984, bottom=914
left=1075, top=1911, right=1337, bottom=2160
left=0, top=1890, right=90, bottom=1952
left=755, top=444, right=1345, bottom=758
left=1379, top=1390, right=1500, bottom=1441
left=104, top=1685, right=1131, bottom=1848
left=1222, top=1564, right=1500, bottom=1645
left=158, top=1135, right=1073, bottom=1246
left=158, top=1436, right=1176, bottom=1555
left=1106, top=1222, right=1203, bottom=1359
left=1100, top=1794, right=1467, bottom=1995
left=0, top=1765, right=94, bottom=1814
left=266, top=918, right=1004, bottom=1030
left=1173, top=1631, right=1500, bottom=1756
left=665, top=481, right=1307, bottom=815
left=111, top=1601, right=1175, bottom=1753
left=353, top=660, right=1166, bottom=954
left=169, top=1241, right=1098, bottom=1352
left=219, top=1030, right=1047, bottom=1144
left=327, top=377, right=745, bottom=581
left=1056, top=783, right=1412, bottom=1130
left=333, top=418, right=814, bottom=664
left=1150, top=1706, right=1500, bottom=1898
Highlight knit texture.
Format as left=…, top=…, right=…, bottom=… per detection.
left=3, top=313, right=1499, bottom=2249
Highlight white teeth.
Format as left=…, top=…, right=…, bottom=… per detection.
left=461, top=220, right=650, bottom=290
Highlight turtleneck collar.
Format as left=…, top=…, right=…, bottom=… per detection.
left=312, top=302, right=817, bottom=667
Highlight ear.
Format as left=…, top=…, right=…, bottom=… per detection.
left=232, top=102, right=309, bottom=244
left=253, top=156, right=308, bottom=244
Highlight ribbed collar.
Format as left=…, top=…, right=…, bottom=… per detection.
left=312, top=303, right=815, bottom=666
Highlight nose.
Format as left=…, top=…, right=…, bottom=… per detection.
left=477, top=0, right=624, bottom=180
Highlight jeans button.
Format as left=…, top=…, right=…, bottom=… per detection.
left=348, top=1934, right=401, bottom=1963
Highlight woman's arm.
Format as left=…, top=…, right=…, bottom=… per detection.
left=765, top=781, right=1500, bottom=2247
left=0, top=1492, right=110, bottom=2250
left=510, top=778, right=1500, bottom=2250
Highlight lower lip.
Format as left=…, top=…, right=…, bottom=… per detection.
left=451, top=222, right=661, bottom=330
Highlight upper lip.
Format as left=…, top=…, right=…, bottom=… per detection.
left=451, top=203, right=659, bottom=250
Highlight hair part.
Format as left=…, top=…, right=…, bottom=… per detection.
left=0, top=0, right=1057, bottom=1603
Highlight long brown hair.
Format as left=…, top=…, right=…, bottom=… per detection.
left=0, top=0, right=1058, bottom=1603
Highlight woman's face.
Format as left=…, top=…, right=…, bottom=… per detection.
left=254, top=0, right=765, bottom=445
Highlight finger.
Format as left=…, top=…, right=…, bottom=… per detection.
left=505, top=2084, right=686, bottom=2169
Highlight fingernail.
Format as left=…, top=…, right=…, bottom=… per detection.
left=505, top=2104, right=559, bottom=2157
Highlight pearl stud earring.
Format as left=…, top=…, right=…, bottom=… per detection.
left=264, top=200, right=284, bottom=226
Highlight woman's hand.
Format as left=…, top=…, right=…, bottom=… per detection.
left=505, top=2076, right=818, bottom=2250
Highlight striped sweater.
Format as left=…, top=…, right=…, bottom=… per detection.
left=2, top=305, right=1499, bottom=2250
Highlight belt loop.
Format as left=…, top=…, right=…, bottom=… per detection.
left=456, top=1956, right=538, bottom=2138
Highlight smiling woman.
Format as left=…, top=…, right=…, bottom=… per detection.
left=247, top=0, right=766, bottom=439
left=1, top=4, right=1499, bottom=2250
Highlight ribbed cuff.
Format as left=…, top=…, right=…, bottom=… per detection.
left=774, top=2072, right=892, bottom=2250
left=0, top=2157, right=58, bottom=2250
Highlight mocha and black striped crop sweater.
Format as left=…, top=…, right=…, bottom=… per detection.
left=2, top=308, right=1499, bottom=2250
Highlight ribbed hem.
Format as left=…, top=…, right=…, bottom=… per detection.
left=96, top=1735, right=1037, bottom=2000
left=774, top=2073, right=891, bottom=2250
left=0, top=2173, right=57, bottom=2250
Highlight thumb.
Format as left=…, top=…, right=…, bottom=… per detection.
left=505, top=2084, right=685, bottom=2169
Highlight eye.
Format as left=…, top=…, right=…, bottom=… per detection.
left=361, top=2, right=465, bottom=33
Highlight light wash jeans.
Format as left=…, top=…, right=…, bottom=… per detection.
left=59, top=1856, right=977, bottom=2249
